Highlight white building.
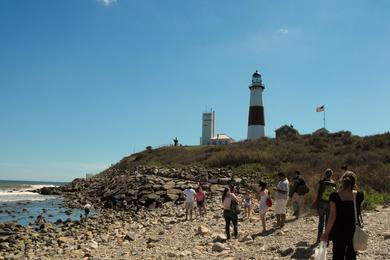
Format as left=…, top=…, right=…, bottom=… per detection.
left=247, top=70, right=266, bottom=140
left=209, top=134, right=235, bottom=145
left=200, top=110, right=215, bottom=145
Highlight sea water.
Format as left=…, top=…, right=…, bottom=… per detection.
left=0, top=180, right=87, bottom=226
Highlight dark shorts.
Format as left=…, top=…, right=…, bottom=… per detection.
left=197, top=200, right=205, bottom=208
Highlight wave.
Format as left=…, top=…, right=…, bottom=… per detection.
left=0, top=184, right=58, bottom=202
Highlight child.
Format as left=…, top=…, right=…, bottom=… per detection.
left=243, top=190, right=252, bottom=219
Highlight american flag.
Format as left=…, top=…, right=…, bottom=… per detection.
left=316, top=105, right=325, bottom=112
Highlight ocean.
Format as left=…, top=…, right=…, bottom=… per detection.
left=0, top=180, right=86, bottom=226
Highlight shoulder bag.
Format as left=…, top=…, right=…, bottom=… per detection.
left=352, top=191, right=369, bottom=251
left=230, top=196, right=240, bottom=215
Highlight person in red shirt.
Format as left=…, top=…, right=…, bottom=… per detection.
left=195, top=185, right=207, bottom=217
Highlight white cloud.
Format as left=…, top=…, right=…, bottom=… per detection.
left=277, top=28, right=289, bottom=34
left=98, top=0, right=117, bottom=6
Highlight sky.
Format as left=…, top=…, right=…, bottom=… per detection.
left=1, top=0, right=389, bottom=182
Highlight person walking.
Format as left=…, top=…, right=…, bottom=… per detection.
left=314, top=168, right=337, bottom=243
left=195, top=185, right=207, bottom=217
left=183, top=185, right=196, bottom=221
left=258, top=181, right=269, bottom=233
left=321, top=171, right=364, bottom=260
left=83, top=203, right=91, bottom=218
left=289, top=170, right=309, bottom=218
left=274, top=172, right=289, bottom=228
left=243, top=190, right=252, bottom=219
left=222, top=185, right=239, bottom=239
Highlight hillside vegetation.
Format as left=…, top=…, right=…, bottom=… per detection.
left=112, top=131, right=390, bottom=206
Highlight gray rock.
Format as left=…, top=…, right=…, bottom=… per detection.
left=239, top=233, right=253, bottom=243
left=218, top=178, right=231, bottom=185
left=292, top=247, right=315, bottom=259
left=212, top=242, right=227, bottom=252
left=124, top=232, right=137, bottom=241
left=279, top=247, right=294, bottom=257
left=197, top=226, right=211, bottom=236
left=0, top=242, right=10, bottom=250
left=149, top=235, right=161, bottom=243
left=166, top=194, right=179, bottom=202
left=89, top=240, right=98, bottom=249
left=166, top=189, right=182, bottom=195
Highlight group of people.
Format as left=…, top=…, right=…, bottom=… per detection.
left=318, top=169, right=364, bottom=260
left=183, top=185, right=207, bottom=221
left=182, top=167, right=365, bottom=260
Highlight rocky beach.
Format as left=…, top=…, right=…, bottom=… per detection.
left=1, top=195, right=389, bottom=259
left=1, top=165, right=389, bottom=259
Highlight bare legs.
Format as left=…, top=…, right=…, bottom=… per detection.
left=185, top=202, right=193, bottom=221
left=260, top=213, right=266, bottom=232
left=276, top=214, right=286, bottom=228
left=245, top=206, right=251, bottom=219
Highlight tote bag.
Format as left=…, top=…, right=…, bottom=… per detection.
left=313, top=241, right=327, bottom=260
left=352, top=191, right=369, bottom=251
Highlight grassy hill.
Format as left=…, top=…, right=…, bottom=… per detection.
left=109, top=131, right=390, bottom=208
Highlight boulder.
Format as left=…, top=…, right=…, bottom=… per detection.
left=165, top=194, right=179, bottom=202
left=291, top=247, right=315, bottom=259
left=196, top=226, right=211, bottom=236
left=163, top=181, right=176, bottom=190
left=218, top=178, right=231, bottom=185
left=57, top=237, right=73, bottom=245
left=124, top=232, right=137, bottom=241
left=212, top=242, right=227, bottom=252
left=212, top=234, right=227, bottom=243
left=88, top=240, right=98, bottom=249
left=167, top=189, right=182, bottom=195
left=239, top=233, right=253, bottom=243
left=40, top=187, right=62, bottom=195
left=279, top=247, right=294, bottom=257
left=210, top=185, right=225, bottom=193
left=142, top=193, right=161, bottom=201
left=209, top=178, right=219, bottom=184
left=147, top=236, right=160, bottom=244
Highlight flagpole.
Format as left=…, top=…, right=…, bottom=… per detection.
left=323, top=109, right=326, bottom=129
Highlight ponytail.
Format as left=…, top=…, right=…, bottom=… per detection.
left=222, top=188, right=229, bottom=202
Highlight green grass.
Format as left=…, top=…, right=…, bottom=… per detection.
left=363, top=188, right=389, bottom=210
left=111, top=131, right=390, bottom=206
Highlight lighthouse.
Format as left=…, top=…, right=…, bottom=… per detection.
left=247, top=70, right=265, bottom=140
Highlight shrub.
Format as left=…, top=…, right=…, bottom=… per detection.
left=363, top=188, right=386, bottom=210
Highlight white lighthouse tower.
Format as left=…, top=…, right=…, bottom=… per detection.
left=247, top=70, right=265, bottom=140
left=200, top=110, right=215, bottom=145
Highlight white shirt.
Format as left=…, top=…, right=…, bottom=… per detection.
left=183, top=188, right=196, bottom=203
left=276, top=179, right=289, bottom=200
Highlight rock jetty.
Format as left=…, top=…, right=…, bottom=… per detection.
left=40, top=166, right=245, bottom=211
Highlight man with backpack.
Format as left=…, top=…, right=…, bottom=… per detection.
left=289, top=170, right=309, bottom=219
left=314, top=168, right=337, bottom=243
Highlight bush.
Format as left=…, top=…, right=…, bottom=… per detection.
left=363, top=188, right=385, bottom=210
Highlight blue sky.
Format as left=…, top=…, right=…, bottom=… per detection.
left=1, top=0, right=389, bottom=181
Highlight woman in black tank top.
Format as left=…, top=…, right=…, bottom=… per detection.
left=321, top=171, right=364, bottom=260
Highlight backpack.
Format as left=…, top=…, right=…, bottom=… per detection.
left=297, top=184, right=310, bottom=195
left=230, top=199, right=241, bottom=215
left=320, top=180, right=336, bottom=202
